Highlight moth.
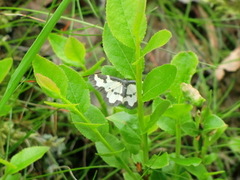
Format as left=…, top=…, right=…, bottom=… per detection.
left=89, top=74, right=137, bottom=108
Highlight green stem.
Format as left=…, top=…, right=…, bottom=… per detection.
left=0, top=0, right=72, bottom=110
left=193, top=111, right=201, bottom=156
left=134, top=0, right=148, bottom=165
left=93, top=89, right=108, bottom=116
left=135, top=44, right=148, bottom=165
left=201, top=135, right=209, bottom=159
left=175, top=119, right=181, bottom=158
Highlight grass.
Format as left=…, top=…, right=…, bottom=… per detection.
left=0, top=0, right=240, bottom=179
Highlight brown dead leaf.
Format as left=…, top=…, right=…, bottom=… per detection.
left=215, top=46, right=240, bottom=80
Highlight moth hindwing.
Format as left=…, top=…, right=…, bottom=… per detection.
left=89, top=74, right=137, bottom=108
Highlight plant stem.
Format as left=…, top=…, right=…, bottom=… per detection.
left=201, top=136, right=208, bottom=159
left=135, top=43, right=148, bottom=166
left=175, top=119, right=181, bottom=158
left=134, top=0, right=148, bottom=165
left=193, top=111, right=201, bottom=156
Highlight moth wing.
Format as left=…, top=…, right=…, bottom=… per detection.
left=123, top=83, right=137, bottom=108
left=89, top=75, right=124, bottom=106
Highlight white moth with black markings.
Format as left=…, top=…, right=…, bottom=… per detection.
left=89, top=74, right=137, bottom=108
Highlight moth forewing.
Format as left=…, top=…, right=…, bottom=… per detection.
left=105, top=81, right=124, bottom=105
left=89, top=74, right=137, bottom=108
left=89, top=74, right=124, bottom=106
left=123, top=83, right=137, bottom=108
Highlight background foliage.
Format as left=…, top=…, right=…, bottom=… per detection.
left=0, top=0, right=240, bottom=179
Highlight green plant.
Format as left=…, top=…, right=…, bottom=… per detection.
left=0, top=0, right=232, bottom=179
left=29, top=0, right=228, bottom=179
left=0, top=58, right=12, bottom=116
left=0, top=146, right=49, bottom=180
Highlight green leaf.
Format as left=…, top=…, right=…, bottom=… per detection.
left=95, top=134, right=129, bottom=168
left=145, top=100, right=170, bottom=132
left=170, top=51, right=198, bottom=100
left=60, top=65, right=90, bottom=112
left=203, top=114, right=226, bottom=132
left=48, top=33, right=68, bottom=61
left=132, top=2, right=147, bottom=43
left=143, top=64, right=177, bottom=101
left=64, top=36, right=86, bottom=69
left=157, top=116, right=175, bottom=135
left=203, top=153, right=218, bottom=165
left=0, top=159, right=16, bottom=169
left=158, top=104, right=193, bottom=135
left=107, top=112, right=141, bottom=145
left=72, top=121, right=105, bottom=128
left=150, top=171, right=168, bottom=180
left=185, top=164, right=212, bottom=180
left=181, top=122, right=199, bottom=136
left=164, top=104, right=193, bottom=123
left=228, top=137, right=240, bottom=153
left=146, top=153, right=169, bottom=169
left=0, top=58, right=13, bottom=83
left=171, top=157, right=202, bottom=166
left=106, top=0, right=147, bottom=48
left=44, top=101, right=78, bottom=109
left=103, top=24, right=135, bottom=79
left=33, top=55, right=68, bottom=98
left=71, top=105, right=108, bottom=142
left=81, top=58, right=105, bottom=77
left=35, top=73, right=61, bottom=98
left=142, top=30, right=172, bottom=56
left=101, top=65, right=125, bottom=79
left=123, top=172, right=142, bottom=180
left=5, top=146, right=49, bottom=175
left=203, top=114, right=227, bottom=145
left=0, top=104, right=11, bottom=116
left=4, top=173, right=22, bottom=180
left=49, top=34, right=84, bottom=68
left=152, top=97, right=167, bottom=111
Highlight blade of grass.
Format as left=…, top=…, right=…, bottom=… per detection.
left=0, top=0, right=72, bottom=110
